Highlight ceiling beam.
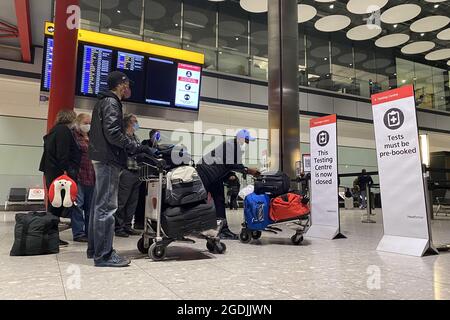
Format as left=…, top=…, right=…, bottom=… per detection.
left=14, top=0, right=32, bottom=62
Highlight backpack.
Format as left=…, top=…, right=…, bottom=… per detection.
left=10, top=212, right=60, bottom=256
left=254, top=172, right=291, bottom=197
left=270, top=193, right=310, bottom=222
left=244, top=193, right=271, bottom=230
left=165, top=166, right=208, bottom=206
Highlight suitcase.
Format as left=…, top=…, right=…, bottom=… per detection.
left=165, top=166, right=208, bottom=206
left=244, top=193, right=271, bottom=230
left=254, top=172, right=291, bottom=197
left=161, top=203, right=217, bottom=238
left=270, top=193, right=310, bottom=222
left=10, top=211, right=60, bottom=256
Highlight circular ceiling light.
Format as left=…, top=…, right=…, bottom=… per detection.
left=380, top=4, right=421, bottom=24
left=240, top=0, right=268, bottom=13
left=208, top=0, right=226, bottom=2
left=447, top=60, right=450, bottom=66
left=362, top=58, right=391, bottom=70
left=375, top=34, right=410, bottom=48
left=425, top=49, right=450, bottom=61
left=298, top=4, right=317, bottom=23
left=140, top=0, right=166, bottom=20
left=347, top=0, right=388, bottom=15
left=437, top=28, right=450, bottom=40
left=401, top=41, right=435, bottom=54
left=410, top=16, right=450, bottom=33
left=314, top=15, right=351, bottom=32
left=347, top=24, right=382, bottom=41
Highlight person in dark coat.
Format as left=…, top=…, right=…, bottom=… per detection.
left=39, top=109, right=81, bottom=246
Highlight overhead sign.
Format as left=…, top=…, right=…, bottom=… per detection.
left=372, top=85, right=437, bottom=256
left=306, top=114, right=345, bottom=240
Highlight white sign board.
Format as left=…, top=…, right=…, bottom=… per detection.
left=372, top=85, right=436, bottom=256
left=306, top=115, right=345, bottom=240
left=174, top=63, right=201, bottom=109
left=302, top=154, right=311, bottom=173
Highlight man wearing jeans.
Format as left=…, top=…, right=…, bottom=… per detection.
left=87, top=71, right=151, bottom=267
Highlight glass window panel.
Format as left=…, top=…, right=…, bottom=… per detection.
left=250, top=13, right=268, bottom=80
left=306, top=28, right=332, bottom=91
left=79, top=0, right=101, bottom=31
left=331, top=33, right=356, bottom=95
left=144, top=0, right=181, bottom=47
left=375, top=48, right=396, bottom=92
left=432, top=66, right=450, bottom=112
left=354, top=44, right=377, bottom=98
left=101, top=0, right=143, bottom=40
left=395, top=57, right=414, bottom=88
left=218, top=51, right=249, bottom=76
left=414, top=62, right=433, bottom=110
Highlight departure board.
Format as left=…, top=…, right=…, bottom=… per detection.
left=80, top=45, right=113, bottom=95
left=42, top=37, right=54, bottom=91
left=117, top=51, right=145, bottom=102
left=145, top=57, right=177, bottom=106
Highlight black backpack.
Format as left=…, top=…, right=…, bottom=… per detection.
left=254, top=172, right=291, bottom=197
left=10, top=212, right=60, bottom=256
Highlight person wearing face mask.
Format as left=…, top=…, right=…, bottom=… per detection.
left=39, top=109, right=81, bottom=246
left=69, top=113, right=95, bottom=243
left=114, top=113, right=143, bottom=238
left=196, top=129, right=260, bottom=240
left=88, top=71, right=152, bottom=267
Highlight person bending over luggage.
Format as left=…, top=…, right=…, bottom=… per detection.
left=39, top=109, right=81, bottom=247
left=225, top=172, right=240, bottom=210
left=70, top=113, right=95, bottom=243
left=114, top=114, right=144, bottom=238
left=87, top=71, right=153, bottom=268
left=196, top=129, right=260, bottom=240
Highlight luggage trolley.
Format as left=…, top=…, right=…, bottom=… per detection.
left=136, top=159, right=226, bottom=261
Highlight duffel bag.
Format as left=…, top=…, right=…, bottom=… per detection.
left=165, top=166, right=208, bottom=206
left=10, top=212, right=60, bottom=256
left=254, top=172, right=290, bottom=197
left=244, top=193, right=271, bottom=230
left=162, top=203, right=217, bottom=238
left=270, top=193, right=310, bottom=222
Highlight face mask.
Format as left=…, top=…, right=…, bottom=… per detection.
left=80, top=124, right=90, bottom=133
left=240, top=143, right=247, bottom=152
left=133, top=123, right=140, bottom=132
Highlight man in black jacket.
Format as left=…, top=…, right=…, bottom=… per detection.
left=197, top=129, right=260, bottom=239
left=358, top=169, right=374, bottom=209
left=87, top=71, right=150, bottom=267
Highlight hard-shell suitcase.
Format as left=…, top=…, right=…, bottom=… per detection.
left=244, top=193, right=271, bottom=230
left=270, top=193, right=310, bottom=222
left=165, top=166, right=208, bottom=206
left=254, top=172, right=290, bottom=197
left=161, top=203, right=217, bottom=239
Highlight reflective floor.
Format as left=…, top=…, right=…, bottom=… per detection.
left=1, top=209, right=450, bottom=300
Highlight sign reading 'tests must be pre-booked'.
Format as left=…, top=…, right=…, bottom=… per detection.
left=372, top=85, right=435, bottom=256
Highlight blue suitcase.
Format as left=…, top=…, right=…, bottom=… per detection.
left=244, top=193, right=271, bottom=230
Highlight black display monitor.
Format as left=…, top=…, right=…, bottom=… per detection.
left=145, top=57, right=178, bottom=107
left=116, top=50, right=145, bottom=103
left=79, top=44, right=113, bottom=96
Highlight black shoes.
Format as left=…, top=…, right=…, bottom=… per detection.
left=115, top=231, right=130, bottom=238
left=94, top=250, right=130, bottom=268
left=59, top=239, right=69, bottom=246
left=219, top=228, right=239, bottom=240
left=125, top=228, right=141, bottom=236
left=74, top=236, right=88, bottom=243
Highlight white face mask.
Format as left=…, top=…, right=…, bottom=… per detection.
left=80, top=124, right=91, bottom=133
left=240, top=143, right=247, bottom=152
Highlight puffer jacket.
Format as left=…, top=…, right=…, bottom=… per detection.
left=88, top=91, right=138, bottom=168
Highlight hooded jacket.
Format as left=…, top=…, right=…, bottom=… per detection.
left=88, top=91, right=137, bottom=167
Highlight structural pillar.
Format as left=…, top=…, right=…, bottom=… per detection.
left=267, top=0, right=300, bottom=177
left=47, top=0, right=79, bottom=132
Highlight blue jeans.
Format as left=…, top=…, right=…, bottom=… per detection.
left=87, top=162, right=121, bottom=263
left=71, top=184, right=94, bottom=240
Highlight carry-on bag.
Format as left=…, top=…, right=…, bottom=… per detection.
left=254, top=172, right=290, bottom=197
left=244, top=193, right=271, bottom=230
left=270, top=193, right=310, bottom=222
left=10, top=211, right=60, bottom=256
left=161, top=203, right=218, bottom=238
left=157, top=144, right=191, bottom=170
left=165, top=166, right=208, bottom=206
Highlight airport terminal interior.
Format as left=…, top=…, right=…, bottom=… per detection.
left=0, top=0, right=449, bottom=301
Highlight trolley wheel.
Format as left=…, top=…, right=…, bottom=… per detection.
left=239, top=229, right=251, bottom=243
left=149, top=243, right=166, bottom=261
left=137, top=237, right=149, bottom=254
left=251, top=231, right=262, bottom=240
left=291, top=234, right=304, bottom=245
left=206, top=240, right=227, bottom=254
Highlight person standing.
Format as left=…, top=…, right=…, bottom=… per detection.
left=39, top=109, right=81, bottom=246
left=70, top=113, right=95, bottom=243
left=87, top=71, right=151, bottom=267
left=358, top=169, right=373, bottom=209
left=114, top=114, right=143, bottom=237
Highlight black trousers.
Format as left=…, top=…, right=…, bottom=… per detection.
left=207, top=180, right=226, bottom=220
left=134, top=181, right=147, bottom=228
left=115, top=169, right=142, bottom=232
left=229, top=193, right=238, bottom=210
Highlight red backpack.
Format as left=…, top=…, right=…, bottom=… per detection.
left=269, top=193, right=310, bottom=222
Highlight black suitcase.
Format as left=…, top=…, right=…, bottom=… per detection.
left=162, top=203, right=217, bottom=239
left=254, top=172, right=291, bottom=197
left=10, top=212, right=60, bottom=256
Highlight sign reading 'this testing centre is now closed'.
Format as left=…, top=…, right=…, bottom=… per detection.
left=372, top=85, right=436, bottom=257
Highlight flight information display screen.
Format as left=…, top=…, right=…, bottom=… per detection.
left=174, top=63, right=201, bottom=109
left=145, top=57, right=177, bottom=106
left=80, top=45, right=113, bottom=95
left=42, top=37, right=54, bottom=91
left=116, top=51, right=145, bottom=102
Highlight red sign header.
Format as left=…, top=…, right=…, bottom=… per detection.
left=178, top=63, right=201, bottom=72
left=310, top=114, right=337, bottom=128
left=371, top=85, right=414, bottom=106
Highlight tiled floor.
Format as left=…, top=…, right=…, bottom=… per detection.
left=1, top=209, right=450, bottom=300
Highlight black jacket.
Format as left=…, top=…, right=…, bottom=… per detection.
left=196, top=138, right=246, bottom=190
left=88, top=91, right=137, bottom=168
left=358, top=174, right=374, bottom=191
left=39, top=123, right=81, bottom=179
